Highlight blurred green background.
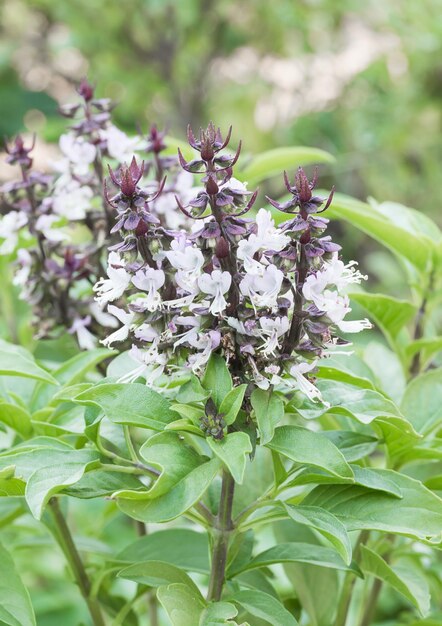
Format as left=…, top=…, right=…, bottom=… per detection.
left=1, top=0, right=442, bottom=217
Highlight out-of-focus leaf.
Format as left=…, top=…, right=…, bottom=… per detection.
left=0, top=541, right=36, bottom=626
left=360, top=545, right=430, bottom=616
left=238, top=147, right=334, bottom=185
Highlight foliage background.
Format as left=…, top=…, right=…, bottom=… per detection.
left=1, top=0, right=442, bottom=218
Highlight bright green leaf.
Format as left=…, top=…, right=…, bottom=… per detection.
left=304, top=470, right=442, bottom=542
left=231, top=542, right=360, bottom=576
left=117, top=458, right=220, bottom=523
left=74, top=382, right=178, bottom=430
left=138, top=432, right=203, bottom=497
left=202, top=354, right=232, bottom=409
left=208, top=432, right=252, bottom=484
left=284, top=505, right=352, bottom=565
left=219, top=385, right=247, bottom=426
left=266, top=426, right=354, bottom=479
left=251, top=388, right=284, bottom=445
left=157, top=583, right=205, bottom=626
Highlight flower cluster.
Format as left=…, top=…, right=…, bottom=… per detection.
left=95, top=123, right=371, bottom=401
left=0, top=80, right=199, bottom=347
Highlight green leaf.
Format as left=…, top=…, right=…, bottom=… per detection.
left=157, top=583, right=205, bottom=626
left=118, top=560, right=201, bottom=595
left=275, top=521, right=339, bottom=626
left=231, top=589, right=298, bottom=626
left=0, top=403, right=32, bottom=438
left=25, top=448, right=99, bottom=519
left=316, top=365, right=376, bottom=390
left=266, top=426, right=354, bottom=479
left=0, top=541, right=36, bottom=626
left=238, top=147, right=334, bottom=186
left=117, top=458, right=220, bottom=523
left=200, top=602, right=238, bottom=625
left=360, top=545, right=430, bottom=616
left=31, top=348, right=114, bottom=410
left=115, top=529, right=209, bottom=573
left=323, top=431, right=378, bottom=462
left=0, top=341, right=57, bottom=385
left=62, top=469, right=143, bottom=499
left=401, top=369, right=442, bottom=435
left=208, top=432, right=252, bottom=484
left=219, top=385, right=247, bottom=426
left=74, top=382, right=178, bottom=430
left=325, top=193, right=434, bottom=273
left=297, top=380, right=401, bottom=424
left=202, top=354, right=233, bottom=409
left=251, top=388, right=284, bottom=445
left=405, top=337, right=442, bottom=371
left=176, top=375, right=210, bottom=403
left=231, top=542, right=360, bottom=576
left=138, top=432, right=203, bottom=498
left=284, top=505, right=352, bottom=565
left=292, top=465, right=403, bottom=498
left=304, top=470, right=442, bottom=542
left=349, top=292, right=417, bottom=350
left=0, top=467, right=26, bottom=496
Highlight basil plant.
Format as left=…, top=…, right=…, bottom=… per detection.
left=0, top=82, right=441, bottom=626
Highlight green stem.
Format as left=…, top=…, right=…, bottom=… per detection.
left=335, top=530, right=369, bottom=626
left=136, top=521, right=159, bottom=626
left=49, top=498, right=106, bottom=626
left=207, top=469, right=235, bottom=601
left=359, top=578, right=383, bottom=626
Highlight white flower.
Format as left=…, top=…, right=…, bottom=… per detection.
left=302, top=255, right=371, bottom=333
left=289, top=361, right=323, bottom=403
left=59, top=133, right=96, bottom=176
left=94, top=251, right=131, bottom=305
left=197, top=270, right=231, bottom=315
left=237, top=208, right=289, bottom=273
left=239, top=264, right=284, bottom=310
left=221, top=177, right=248, bottom=194
left=101, top=305, right=135, bottom=346
left=68, top=316, right=96, bottom=350
left=52, top=180, right=93, bottom=220
left=165, top=239, right=204, bottom=296
left=172, top=315, right=201, bottom=349
left=118, top=344, right=167, bottom=387
left=258, top=316, right=290, bottom=355
left=100, top=125, right=141, bottom=162
left=132, top=268, right=165, bottom=311
left=90, top=302, right=119, bottom=328
left=0, top=211, right=28, bottom=254
left=35, top=214, right=68, bottom=242
left=166, top=240, right=204, bottom=274
left=12, top=248, right=32, bottom=288
left=187, top=330, right=220, bottom=372
left=134, top=323, right=159, bottom=343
